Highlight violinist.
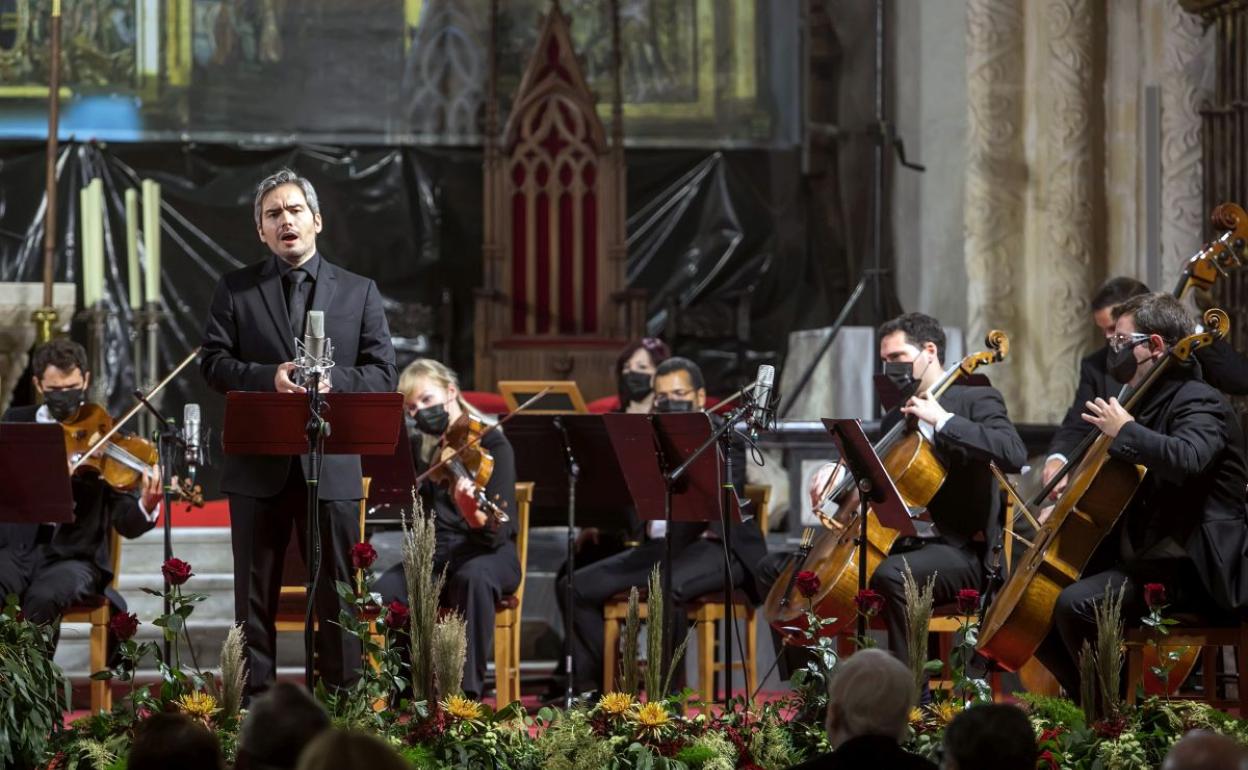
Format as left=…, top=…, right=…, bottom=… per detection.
left=373, top=358, right=518, bottom=701
left=1034, top=293, right=1248, bottom=698
left=0, top=339, right=162, bottom=630
left=807, top=313, right=1026, bottom=671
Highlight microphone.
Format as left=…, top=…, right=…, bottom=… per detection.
left=183, top=403, right=201, bottom=479
left=746, top=364, right=775, bottom=437
left=296, top=309, right=335, bottom=381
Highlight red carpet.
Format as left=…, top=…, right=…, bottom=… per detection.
left=166, top=498, right=230, bottom=527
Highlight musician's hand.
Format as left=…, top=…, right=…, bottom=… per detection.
left=275, top=362, right=304, bottom=393
left=141, top=465, right=163, bottom=515
left=902, top=391, right=951, bottom=427
left=1042, top=457, right=1068, bottom=501
left=809, top=463, right=837, bottom=508
left=1081, top=396, right=1133, bottom=439
left=453, top=477, right=486, bottom=529
left=1037, top=504, right=1055, bottom=526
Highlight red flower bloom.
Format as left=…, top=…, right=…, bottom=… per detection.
left=1039, top=750, right=1059, bottom=769
left=359, top=601, right=382, bottom=622
left=350, top=542, right=378, bottom=571
left=161, top=558, right=193, bottom=586
left=384, top=600, right=410, bottom=630
left=794, top=570, right=821, bottom=599
left=1144, top=582, right=1167, bottom=610
left=956, top=588, right=980, bottom=615
left=854, top=589, right=885, bottom=617
left=1039, top=726, right=1066, bottom=744
left=109, top=611, right=139, bottom=641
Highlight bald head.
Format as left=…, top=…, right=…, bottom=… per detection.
left=826, top=648, right=915, bottom=747
left=1162, top=730, right=1248, bottom=770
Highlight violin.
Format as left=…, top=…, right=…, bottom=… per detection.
left=427, top=412, right=509, bottom=524
left=63, top=402, right=159, bottom=493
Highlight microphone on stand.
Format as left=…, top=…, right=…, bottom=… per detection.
left=182, top=403, right=201, bottom=483
left=295, top=310, right=335, bottom=384
left=745, top=364, right=775, bottom=439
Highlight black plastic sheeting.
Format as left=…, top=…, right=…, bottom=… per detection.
left=0, top=141, right=837, bottom=497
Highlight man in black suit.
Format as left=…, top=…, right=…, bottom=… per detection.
left=1036, top=292, right=1248, bottom=697
left=809, top=313, right=1027, bottom=667
left=201, top=168, right=397, bottom=693
left=0, top=339, right=161, bottom=627
left=559, top=356, right=768, bottom=695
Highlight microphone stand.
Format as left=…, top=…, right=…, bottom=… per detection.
left=553, top=416, right=579, bottom=708
left=132, top=391, right=184, bottom=666
left=302, top=365, right=330, bottom=691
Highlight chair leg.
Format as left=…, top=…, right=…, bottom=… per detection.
left=494, top=622, right=510, bottom=706
left=89, top=611, right=110, bottom=713
left=509, top=616, right=522, bottom=704
left=697, top=615, right=715, bottom=707
left=1126, top=645, right=1143, bottom=706
left=603, top=616, right=620, bottom=694
left=1237, top=630, right=1248, bottom=715
left=1202, top=646, right=1217, bottom=703
left=744, top=608, right=757, bottom=700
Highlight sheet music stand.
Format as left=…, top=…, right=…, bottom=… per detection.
left=823, top=418, right=913, bottom=639
left=361, top=426, right=418, bottom=525
left=0, top=423, right=75, bottom=524
left=223, top=391, right=403, bottom=688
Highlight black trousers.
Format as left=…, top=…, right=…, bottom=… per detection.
left=0, top=546, right=101, bottom=626
left=870, top=538, right=985, bottom=664
left=228, top=461, right=361, bottom=693
left=374, top=541, right=521, bottom=700
left=558, top=537, right=744, bottom=693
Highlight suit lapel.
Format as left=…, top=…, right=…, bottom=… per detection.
left=310, top=258, right=338, bottom=321
left=258, top=257, right=296, bottom=359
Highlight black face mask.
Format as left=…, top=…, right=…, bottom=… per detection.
left=43, top=388, right=85, bottom=422
left=413, top=403, right=450, bottom=436
left=620, top=371, right=653, bottom=403
left=1107, top=343, right=1145, bottom=385
left=881, top=361, right=920, bottom=400
left=653, top=398, right=695, bottom=413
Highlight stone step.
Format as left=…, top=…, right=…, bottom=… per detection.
left=118, top=527, right=235, bottom=575
left=116, top=572, right=235, bottom=620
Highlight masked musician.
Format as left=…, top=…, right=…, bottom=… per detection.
left=558, top=356, right=768, bottom=697
left=1035, top=293, right=1248, bottom=697
left=807, top=313, right=1027, bottom=672
left=0, top=338, right=162, bottom=629
left=373, top=358, right=519, bottom=701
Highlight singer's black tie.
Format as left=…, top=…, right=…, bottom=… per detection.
left=286, top=267, right=310, bottom=342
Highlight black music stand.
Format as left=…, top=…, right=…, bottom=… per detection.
left=223, top=391, right=403, bottom=688
left=0, top=423, right=75, bottom=525
left=823, top=418, right=914, bottom=640
left=361, top=425, right=418, bottom=525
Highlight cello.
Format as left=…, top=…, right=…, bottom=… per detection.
left=977, top=308, right=1231, bottom=671
left=765, top=330, right=1011, bottom=638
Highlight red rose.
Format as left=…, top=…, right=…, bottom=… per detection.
left=384, top=600, right=410, bottom=630
left=956, top=588, right=980, bottom=615
left=359, top=601, right=382, bottom=622
left=794, top=570, right=821, bottom=599
left=854, top=589, right=885, bottom=617
left=1039, top=750, right=1059, bottom=770
left=1144, top=582, right=1166, bottom=610
left=109, top=611, right=139, bottom=641
left=161, top=558, right=193, bottom=586
left=350, top=542, right=378, bottom=571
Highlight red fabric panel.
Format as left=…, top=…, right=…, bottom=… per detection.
left=535, top=191, right=551, bottom=334
left=462, top=390, right=509, bottom=415
left=511, top=191, right=527, bottom=334
left=582, top=188, right=597, bottom=333
left=587, top=395, right=620, bottom=414
left=559, top=191, right=575, bottom=333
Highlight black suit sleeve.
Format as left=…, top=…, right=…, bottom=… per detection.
left=1048, top=356, right=1100, bottom=458
left=200, top=279, right=282, bottom=393
left=325, top=279, right=397, bottom=393
left=109, top=489, right=157, bottom=539
left=1109, top=386, right=1228, bottom=485
left=935, top=387, right=1027, bottom=472
left=1195, top=338, right=1248, bottom=396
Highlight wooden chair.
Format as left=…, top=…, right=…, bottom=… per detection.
left=492, top=482, right=534, bottom=705
left=602, top=484, right=771, bottom=705
left=1125, top=620, right=1247, bottom=712
left=65, top=528, right=122, bottom=713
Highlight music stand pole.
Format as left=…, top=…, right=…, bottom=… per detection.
left=133, top=392, right=182, bottom=664
left=303, top=371, right=329, bottom=690
left=553, top=416, right=580, bottom=708
left=855, top=477, right=871, bottom=642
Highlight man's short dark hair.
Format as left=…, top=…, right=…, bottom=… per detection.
left=236, top=683, right=330, bottom=770
left=943, top=704, right=1037, bottom=770
left=31, top=338, right=88, bottom=379
left=654, top=356, right=705, bottom=390
left=1112, top=292, right=1194, bottom=346
left=128, top=713, right=224, bottom=770
left=878, top=312, right=946, bottom=362
left=1091, top=276, right=1151, bottom=311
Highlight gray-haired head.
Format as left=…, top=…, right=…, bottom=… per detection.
left=826, top=648, right=915, bottom=747
left=253, top=168, right=321, bottom=229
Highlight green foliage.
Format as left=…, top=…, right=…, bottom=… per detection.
left=0, top=594, right=67, bottom=768
left=403, top=495, right=446, bottom=703
left=1016, top=692, right=1087, bottom=730
left=900, top=559, right=936, bottom=703
left=621, top=586, right=641, bottom=696
left=645, top=566, right=664, bottom=700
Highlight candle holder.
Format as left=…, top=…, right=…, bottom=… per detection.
left=31, top=306, right=59, bottom=345
left=136, top=300, right=164, bottom=438
left=75, top=301, right=111, bottom=406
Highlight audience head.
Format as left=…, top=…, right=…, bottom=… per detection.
left=652, top=356, right=706, bottom=413
left=1162, top=729, right=1248, bottom=770
left=295, top=729, right=410, bottom=770
left=31, top=337, right=90, bottom=423
left=236, top=682, right=331, bottom=770
left=1091, top=276, right=1150, bottom=338
left=940, top=704, right=1037, bottom=770
left=127, top=713, right=224, bottom=770
left=825, top=648, right=914, bottom=747
left=616, top=337, right=672, bottom=409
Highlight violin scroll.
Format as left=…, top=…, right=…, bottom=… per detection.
left=984, top=328, right=1010, bottom=362
left=1171, top=307, right=1230, bottom=362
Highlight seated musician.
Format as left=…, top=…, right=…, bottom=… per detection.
left=808, top=313, right=1027, bottom=675
left=373, top=358, right=519, bottom=701
left=0, top=339, right=162, bottom=629
left=558, top=356, right=768, bottom=697
left=1035, top=292, right=1248, bottom=698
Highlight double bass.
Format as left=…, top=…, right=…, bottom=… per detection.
left=765, top=330, right=1011, bottom=638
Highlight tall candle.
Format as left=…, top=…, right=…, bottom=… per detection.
left=79, top=186, right=92, bottom=307
left=125, top=188, right=141, bottom=310
left=143, top=180, right=162, bottom=305
left=88, top=179, right=105, bottom=307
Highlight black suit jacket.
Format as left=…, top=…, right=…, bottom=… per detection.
left=200, top=254, right=397, bottom=500
left=882, top=383, right=1027, bottom=543
left=1109, top=366, right=1248, bottom=615
left=0, top=405, right=155, bottom=588
left=788, top=736, right=938, bottom=770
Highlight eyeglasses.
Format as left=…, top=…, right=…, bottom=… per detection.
left=1108, top=332, right=1151, bottom=353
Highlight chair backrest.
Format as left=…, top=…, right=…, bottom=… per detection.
left=512, top=482, right=534, bottom=604
left=744, top=484, right=771, bottom=533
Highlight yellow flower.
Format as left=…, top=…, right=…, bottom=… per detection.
left=599, top=692, right=635, bottom=716
left=909, top=707, right=925, bottom=725
left=443, top=694, right=484, bottom=721
left=632, top=701, right=670, bottom=734
left=177, top=691, right=219, bottom=721
left=926, top=700, right=963, bottom=726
